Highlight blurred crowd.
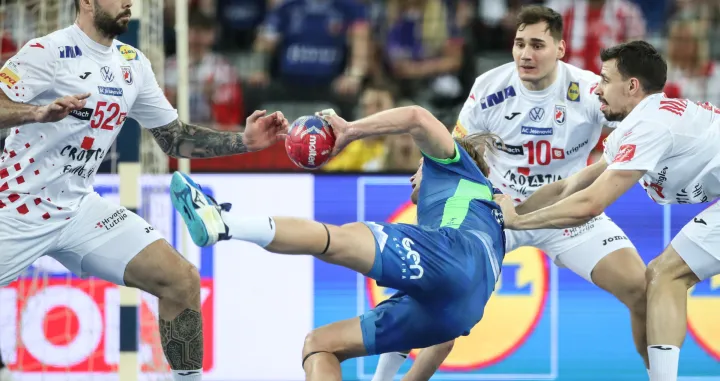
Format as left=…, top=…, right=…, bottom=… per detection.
left=2, top=0, right=720, bottom=172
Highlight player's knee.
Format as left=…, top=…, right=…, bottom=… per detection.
left=161, top=261, right=201, bottom=304
left=302, top=329, right=333, bottom=358
left=646, top=255, right=669, bottom=286
left=325, top=223, right=362, bottom=257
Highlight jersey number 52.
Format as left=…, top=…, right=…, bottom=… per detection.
left=91, top=101, right=127, bottom=131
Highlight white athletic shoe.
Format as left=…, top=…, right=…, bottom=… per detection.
left=169, top=171, right=231, bottom=247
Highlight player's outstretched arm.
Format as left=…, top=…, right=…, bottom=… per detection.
left=497, top=168, right=644, bottom=230
left=325, top=106, right=455, bottom=160
left=0, top=91, right=91, bottom=129
left=149, top=110, right=288, bottom=158
left=516, top=159, right=608, bottom=214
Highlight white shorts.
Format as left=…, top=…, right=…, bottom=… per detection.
left=671, top=202, right=720, bottom=281
left=0, top=192, right=164, bottom=286
left=505, top=213, right=636, bottom=283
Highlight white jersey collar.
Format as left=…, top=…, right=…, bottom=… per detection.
left=69, top=23, right=113, bottom=58
left=514, top=64, right=561, bottom=101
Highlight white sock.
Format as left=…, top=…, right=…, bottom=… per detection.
left=171, top=369, right=202, bottom=381
left=371, top=352, right=408, bottom=381
left=222, top=212, right=276, bottom=247
left=649, top=345, right=679, bottom=381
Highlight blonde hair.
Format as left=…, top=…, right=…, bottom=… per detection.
left=454, top=133, right=502, bottom=177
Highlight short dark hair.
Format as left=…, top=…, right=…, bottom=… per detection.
left=188, top=10, right=215, bottom=30
left=600, top=40, right=667, bottom=94
left=74, top=0, right=79, bottom=13
left=516, top=5, right=564, bottom=41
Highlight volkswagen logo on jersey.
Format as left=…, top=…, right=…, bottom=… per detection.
left=529, top=107, right=545, bottom=122
left=121, top=66, right=133, bottom=85
left=688, top=270, right=720, bottom=359
left=366, top=202, right=549, bottom=370
left=100, top=66, right=114, bottom=83
left=554, top=105, right=566, bottom=125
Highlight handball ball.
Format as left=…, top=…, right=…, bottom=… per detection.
left=285, top=114, right=336, bottom=169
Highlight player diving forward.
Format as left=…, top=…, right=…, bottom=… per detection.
left=373, top=6, right=649, bottom=381
left=169, top=107, right=508, bottom=381
left=495, top=40, right=720, bottom=381
left=0, top=1, right=287, bottom=381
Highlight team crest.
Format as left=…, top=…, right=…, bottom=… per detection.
left=121, top=66, right=133, bottom=85
left=554, top=105, right=566, bottom=125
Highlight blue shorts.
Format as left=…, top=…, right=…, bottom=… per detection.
left=359, top=222, right=503, bottom=355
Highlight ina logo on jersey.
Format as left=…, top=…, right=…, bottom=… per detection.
left=366, top=202, right=549, bottom=370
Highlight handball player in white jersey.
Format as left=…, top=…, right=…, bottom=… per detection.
left=371, top=6, right=649, bottom=381
left=495, top=39, right=720, bottom=381
left=0, top=1, right=286, bottom=380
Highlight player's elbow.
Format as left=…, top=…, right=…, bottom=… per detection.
left=579, top=197, right=605, bottom=221
left=407, top=105, right=435, bottom=133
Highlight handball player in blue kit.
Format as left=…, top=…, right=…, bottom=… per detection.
left=168, top=106, right=507, bottom=380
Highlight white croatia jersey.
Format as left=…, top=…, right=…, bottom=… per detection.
left=454, top=61, right=611, bottom=202
left=0, top=24, right=177, bottom=221
left=603, top=93, right=720, bottom=205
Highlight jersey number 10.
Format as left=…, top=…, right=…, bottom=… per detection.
left=91, top=101, right=127, bottom=131
left=523, top=140, right=565, bottom=165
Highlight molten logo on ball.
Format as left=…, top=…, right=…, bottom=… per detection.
left=285, top=115, right=336, bottom=169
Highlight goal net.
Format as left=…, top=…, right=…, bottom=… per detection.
left=0, top=1, right=173, bottom=380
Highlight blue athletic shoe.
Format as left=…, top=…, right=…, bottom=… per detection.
left=170, top=171, right=232, bottom=247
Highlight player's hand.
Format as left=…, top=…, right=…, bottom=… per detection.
left=34, top=93, right=91, bottom=123
left=318, top=108, right=357, bottom=156
left=493, top=194, right=519, bottom=229
left=242, top=109, right=289, bottom=152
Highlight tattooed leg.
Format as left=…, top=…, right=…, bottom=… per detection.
left=160, top=309, right=204, bottom=371
left=122, top=240, right=204, bottom=381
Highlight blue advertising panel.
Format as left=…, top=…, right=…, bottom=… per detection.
left=313, top=175, right=720, bottom=381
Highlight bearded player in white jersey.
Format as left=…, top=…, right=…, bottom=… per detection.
left=371, top=6, right=650, bottom=381
left=496, top=39, right=720, bottom=381
left=0, top=1, right=286, bottom=380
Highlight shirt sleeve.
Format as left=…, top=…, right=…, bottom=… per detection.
left=454, top=90, right=487, bottom=138
left=605, top=121, right=671, bottom=172
left=128, top=51, right=179, bottom=129
left=0, top=38, right=56, bottom=103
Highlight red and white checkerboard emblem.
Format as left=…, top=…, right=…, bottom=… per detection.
left=554, top=105, right=566, bottom=125
left=121, top=66, right=133, bottom=85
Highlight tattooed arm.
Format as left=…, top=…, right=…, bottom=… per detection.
left=149, top=119, right=248, bottom=158
left=149, top=111, right=287, bottom=158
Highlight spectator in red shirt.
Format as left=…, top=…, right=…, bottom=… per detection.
left=549, top=0, right=646, bottom=74
left=164, top=11, right=244, bottom=130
